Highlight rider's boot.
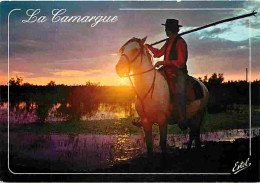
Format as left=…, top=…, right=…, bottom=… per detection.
left=177, top=92, right=187, bottom=131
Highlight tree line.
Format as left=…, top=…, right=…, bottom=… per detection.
left=0, top=73, right=259, bottom=116
left=0, top=77, right=135, bottom=122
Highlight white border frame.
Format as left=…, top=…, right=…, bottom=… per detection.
left=7, top=5, right=252, bottom=175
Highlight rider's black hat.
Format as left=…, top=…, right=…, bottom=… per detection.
left=162, top=19, right=183, bottom=29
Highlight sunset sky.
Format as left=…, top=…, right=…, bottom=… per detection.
left=0, top=1, right=259, bottom=86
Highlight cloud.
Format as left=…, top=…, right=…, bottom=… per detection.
left=12, top=71, right=34, bottom=77
left=50, top=69, right=102, bottom=77
left=1, top=1, right=259, bottom=85
left=203, top=27, right=230, bottom=37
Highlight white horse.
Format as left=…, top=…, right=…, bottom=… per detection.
left=116, top=37, right=209, bottom=154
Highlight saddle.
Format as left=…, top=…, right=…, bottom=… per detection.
left=160, top=70, right=204, bottom=103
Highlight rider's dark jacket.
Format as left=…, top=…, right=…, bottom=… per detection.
left=148, top=35, right=188, bottom=77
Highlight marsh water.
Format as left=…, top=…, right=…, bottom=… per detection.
left=1, top=102, right=259, bottom=172
left=0, top=102, right=138, bottom=123
left=6, top=128, right=260, bottom=172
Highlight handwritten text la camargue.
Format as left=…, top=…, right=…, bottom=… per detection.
left=22, top=9, right=118, bottom=27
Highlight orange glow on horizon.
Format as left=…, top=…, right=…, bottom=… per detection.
left=192, top=72, right=260, bottom=82
left=3, top=75, right=131, bottom=86
left=0, top=72, right=259, bottom=86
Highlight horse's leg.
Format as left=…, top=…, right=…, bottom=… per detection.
left=195, top=110, right=205, bottom=148
left=143, top=122, right=153, bottom=156
left=187, top=130, right=195, bottom=149
left=195, top=128, right=201, bottom=148
left=159, top=123, right=168, bottom=154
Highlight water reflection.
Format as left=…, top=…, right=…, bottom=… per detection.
left=0, top=102, right=137, bottom=123
left=81, top=103, right=137, bottom=121
left=111, top=120, right=144, bottom=164
left=8, top=128, right=260, bottom=172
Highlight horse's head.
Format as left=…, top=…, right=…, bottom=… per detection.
left=116, top=37, right=149, bottom=77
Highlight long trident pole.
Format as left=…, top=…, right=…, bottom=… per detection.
left=150, top=11, right=257, bottom=46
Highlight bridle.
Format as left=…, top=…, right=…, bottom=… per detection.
left=119, top=38, right=157, bottom=116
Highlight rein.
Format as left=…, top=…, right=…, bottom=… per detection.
left=126, top=68, right=154, bottom=77
left=120, top=39, right=157, bottom=116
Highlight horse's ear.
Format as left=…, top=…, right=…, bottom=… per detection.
left=140, top=36, right=147, bottom=44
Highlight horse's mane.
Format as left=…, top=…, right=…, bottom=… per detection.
left=119, top=37, right=153, bottom=64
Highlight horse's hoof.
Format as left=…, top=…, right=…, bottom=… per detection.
left=146, top=152, right=154, bottom=161
left=195, top=144, right=201, bottom=149
left=161, top=151, right=168, bottom=159
left=178, top=123, right=187, bottom=131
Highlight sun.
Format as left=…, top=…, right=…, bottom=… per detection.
left=117, top=77, right=129, bottom=85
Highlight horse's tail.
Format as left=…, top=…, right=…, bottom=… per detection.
left=196, top=80, right=209, bottom=128
left=194, top=78, right=209, bottom=109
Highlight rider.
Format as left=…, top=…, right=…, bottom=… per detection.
left=134, top=19, right=188, bottom=128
